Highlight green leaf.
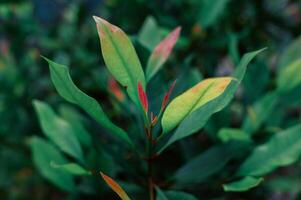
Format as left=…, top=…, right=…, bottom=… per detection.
left=237, top=124, right=301, bottom=176
left=278, top=35, right=301, bottom=70
left=156, top=187, right=198, bottom=200
left=223, top=176, right=263, bottom=192
left=93, top=16, right=146, bottom=105
left=277, top=59, right=301, bottom=93
left=29, top=136, right=75, bottom=192
left=138, top=16, right=164, bottom=51
left=43, top=57, right=133, bottom=147
left=173, top=142, right=249, bottom=187
left=218, top=128, right=251, bottom=143
left=146, top=26, right=181, bottom=82
left=33, top=100, right=84, bottom=163
left=242, top=91, right=279, bottom=134
left=161, top=77, right=233, bottom=134
left=159, top=49, right=265, bottom=153
left=198, top=0, right=230, bottom=28
left=51, top=162, right=92, bottom=176
left=59, top=105, right=92, bottom=147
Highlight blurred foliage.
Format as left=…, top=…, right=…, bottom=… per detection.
left=0, top=0, right=301, bottom=199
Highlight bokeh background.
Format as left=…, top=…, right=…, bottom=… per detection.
left=1, top=0, right=301, bottom=199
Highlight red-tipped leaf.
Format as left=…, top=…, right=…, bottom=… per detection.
left=100, top=172, right=131, bottom=200
left=146, top=27, right=181, bottom=81
left=161, top=80, right=177, bottom=110
left=138, top=81, right=148, bottom=113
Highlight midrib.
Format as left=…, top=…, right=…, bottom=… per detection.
left=103, top=25, right=140, bottom=94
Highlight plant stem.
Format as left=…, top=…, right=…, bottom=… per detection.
left=147, top=127, right=155, bottom=200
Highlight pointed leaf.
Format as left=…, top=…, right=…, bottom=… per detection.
left=51, top=162, right=92, bottom=176
left=94, top=16, right=146, bottom=105
left=138, top=81, right=148, bottom=113
left=161, top=79, right=177, bottom=110
left=158, top=48, right=265, bottom=153
left=43, top=58, right=133, bottom=147
left=29, top=136, right=75, bottom=192
left=238, top=124, right=301, bottom=176
left=33, top=100, right=84, bottom=163
left=146, top=27, right=181, bottom=81
left=161, top=77, right=232, bottom=134
left=100, top=172, right=132, bottom=200
left=223, top=176, right=263, bottom=192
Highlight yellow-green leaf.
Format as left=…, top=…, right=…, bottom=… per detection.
left=94, top=16, right=146, bottom=105
left=100, top=172, right=132, bottom=200
left=161, top=77, right=232, bottom=133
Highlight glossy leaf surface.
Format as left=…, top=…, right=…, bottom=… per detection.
left=94, top=16, right=146, bottom=105
left=44, top=58, right=133, bottom=147
left=161, top=77, right=232, bottom=134
left=159, top=49, right=265, bottom=153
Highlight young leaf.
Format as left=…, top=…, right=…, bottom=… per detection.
left=156, top=187, right=198, bottom=200
left=223, top=176, right=264, bottom=192
left=158, top=48, right=265, bottom=153
left=146, top=27, right=181, bottom=81
left=277, top=59, right=301, bottom=93
left=51, top=162, right=92, bottom=176
left=29, top=136, right=75, bottom=192
left=33, top=100, right=84, bottom=163
left=43, top=58, right=133, bottom=147
left=93, top=16, right=146, bottom=105
left=138, top=81, right=148, bottom=113
left=160, top=79, right=177, bottom=111
left=173, top=141, right=249, bottom=187
left=237, top=124, right=301, bottom=176
left=100, top=172, right=132, bottom=200
left=161, top=77, right=232, bottom=134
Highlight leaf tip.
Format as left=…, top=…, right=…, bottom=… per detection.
left=138, top=81, right=148, bottom=113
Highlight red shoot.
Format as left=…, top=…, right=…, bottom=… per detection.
left=161, top=79, right=177, bottom=110
left=138, top=81, right=148, bottom=113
